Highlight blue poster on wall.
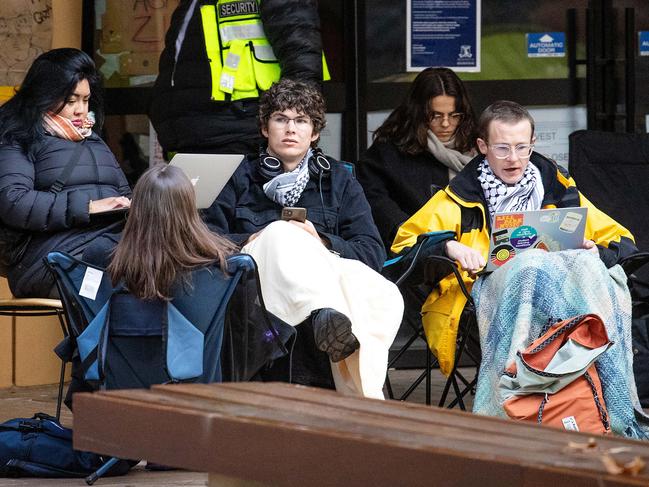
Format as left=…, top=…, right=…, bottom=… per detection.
left=639, top=31, right=649, bottom=56
left=407, top=0, right=481, bottom=72
left=527, top=32, right=565, bottom=57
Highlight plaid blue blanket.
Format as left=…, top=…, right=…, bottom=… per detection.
left=472, top=249, right=649, bottom=438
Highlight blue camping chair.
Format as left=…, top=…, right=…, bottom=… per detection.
left=45, top=251, right=294, bottom=484
left=45, top=251, right=293, bottom=390
left=382, top=232, right=480, bottom=409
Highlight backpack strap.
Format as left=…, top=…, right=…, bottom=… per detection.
left=50, top=140, right=87, bottom=193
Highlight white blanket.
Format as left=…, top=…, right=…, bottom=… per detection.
left=243, top=221, right=403, bottom=399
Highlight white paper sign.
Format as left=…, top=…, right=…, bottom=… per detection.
left=79, top=267, right=104, bottom=301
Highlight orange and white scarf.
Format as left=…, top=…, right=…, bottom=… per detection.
left=43, top=111, right=94, bottom=141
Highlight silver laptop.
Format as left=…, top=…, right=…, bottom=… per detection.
left=168, top=153, right=244, bottom=209
left=483, top=207, right=588, bottom=273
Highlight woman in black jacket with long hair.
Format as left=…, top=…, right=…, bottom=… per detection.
left=0, top=48, right=131, bottom=298
left=357, top=67, right=478, bottom=251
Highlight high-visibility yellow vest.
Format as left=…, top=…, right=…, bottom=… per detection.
left=200, top=0, right=329, bottom=102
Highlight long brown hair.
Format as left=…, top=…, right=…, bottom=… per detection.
left=108, top=163, right=238, bottom=300
left=373, top=67, right=477, bottom=155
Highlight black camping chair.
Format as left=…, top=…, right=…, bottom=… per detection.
left=570, top=129, right=649, bottom=408
left=569, top=130, right=649, bottom=253
left=382, top=232, right=480, bottom=409
left=44, top=251, right=294, bottom=484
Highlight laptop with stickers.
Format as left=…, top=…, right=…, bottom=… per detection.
left=483, top=206, right=588, bottom=273
left=169, top=153, right=244, bottom=209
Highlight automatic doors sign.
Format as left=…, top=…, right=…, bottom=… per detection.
left=407, top=0, right=481, bottom=72
left=639, top=31, right=649, bottom=56
left=527, top=32, right=565, bottom=58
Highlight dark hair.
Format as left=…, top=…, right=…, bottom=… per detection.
left=373, top=67, right=477, bottom=155
left=108, top=164, right=238, bottom=300
left=0, top=48, right=104, bottom=149
left=477, top=100, right=535, bottom=141
left=259, top=79, right=326, bottom=147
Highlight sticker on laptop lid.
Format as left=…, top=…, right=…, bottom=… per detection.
left=510, top=225, right=538, bottom=249
left=492, top=228, right=510, bottom=245
left=494, top=213, right=524, bottom=230
left=539, top=210, right=561, bottom=223
left=490, top=244, right=516, bottom=267
left=559, top=211, right=584, bottom=233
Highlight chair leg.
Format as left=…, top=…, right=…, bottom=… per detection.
left=439, top=320, right=471, bottom=409
left=439, top=373, right=453, bottom=408
left=54, top=309, right=69, bottom=421
left=385, top=327, right=427, bottom=401
left=425, top=348, right=432, bottom=406
left=56, top=360, right=66, bottom=422
left=398, top=367, right=432, bottom=401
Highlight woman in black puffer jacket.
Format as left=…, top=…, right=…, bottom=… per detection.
left=0, top=48, right=131, bottom=298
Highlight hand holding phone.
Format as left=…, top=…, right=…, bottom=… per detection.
left=281, top=207, right=307, bottom=223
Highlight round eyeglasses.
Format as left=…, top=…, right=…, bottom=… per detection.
left=429, top=112, right=464, bottom=125
left=489, top=143, right=534, bottom=159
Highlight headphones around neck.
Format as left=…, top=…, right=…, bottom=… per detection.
left=258, top=147, right=331, bottom=180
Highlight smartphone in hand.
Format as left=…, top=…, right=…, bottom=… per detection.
left=281, top=207, right=307, bottom=223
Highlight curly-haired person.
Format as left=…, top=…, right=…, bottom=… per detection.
left=205, top=78, right=403, bottom=399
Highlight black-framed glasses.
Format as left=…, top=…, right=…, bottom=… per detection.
left=429, top=112, right=464, bottom=125
left=489, top=143, right=534, bottom=159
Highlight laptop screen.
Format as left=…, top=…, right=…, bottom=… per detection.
left=169, top=153, right=244, bottom=209
left=484, top=207, right=588, bottom=272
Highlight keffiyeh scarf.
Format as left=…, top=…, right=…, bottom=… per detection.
left=43, top=111, right=94, bottom=141
left=477, top=158, right=544, bottom=222
left=263, top=149, right=312, bottom=207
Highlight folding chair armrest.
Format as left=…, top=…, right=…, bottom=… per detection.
left=383, top=231, right=455, bottom=287
left=423, top=255, right=475, bottom=306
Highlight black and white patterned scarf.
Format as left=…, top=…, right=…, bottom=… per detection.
left=477, top=158, right=545, bottom=222
left=263, top=149, right=312, bottom=207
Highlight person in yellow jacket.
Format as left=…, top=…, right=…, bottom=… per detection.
left=150, top=0, right=328, bottom=155
left=391, top=100, right=637, bottom=376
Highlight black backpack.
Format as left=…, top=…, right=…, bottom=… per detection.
left=0, top=413, right=132, bottom=478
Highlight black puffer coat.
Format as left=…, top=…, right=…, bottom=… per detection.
left=357, top=140, right=450, bottom=252
left=149, top=0, right=324, bottom=154
left=204, top=154, right=386, bottom=272
left=0, top=133, right=131, bottom=297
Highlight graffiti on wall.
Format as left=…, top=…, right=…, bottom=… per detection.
left=0, top=0, right=52, bottom=85
left=97, top=0, right=179, bottom=83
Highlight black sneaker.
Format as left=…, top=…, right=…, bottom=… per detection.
left=311, top=308, right=360, bottom=363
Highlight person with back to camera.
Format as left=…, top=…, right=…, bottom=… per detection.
left=205, top=78, right=403, bottom=399
left=72, top=163, right=238, bottom=408
left=83, top=163, right=237, bottom=284
left=357, top=67, right=477, bottom=251
left=392, top=100, right=648, bottom=437
left=0, top=48, right=131, bottom=298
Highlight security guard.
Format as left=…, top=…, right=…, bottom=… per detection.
left=150, top=0, right=328, bottom=155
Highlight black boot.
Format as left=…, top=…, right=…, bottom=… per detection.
left=311, top=308, right=360, bottom=363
